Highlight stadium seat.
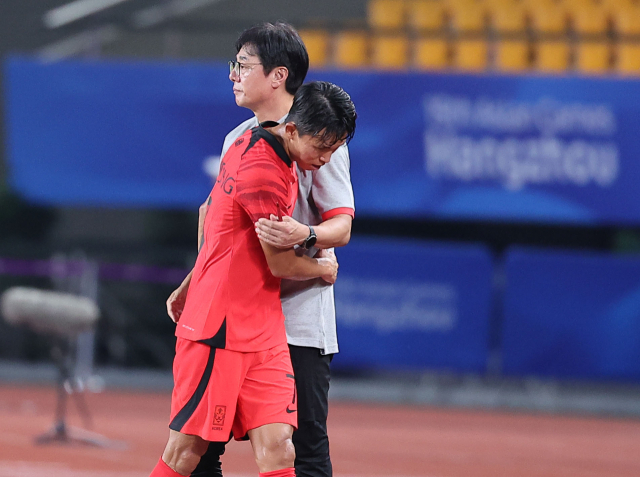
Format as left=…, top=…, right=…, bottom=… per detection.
left=482, top=0, right=520, bottom=8
left=534, top=40, right=570, bottom=72
left=413, top=37, right=449, bottom=69
left=560, top=0, right=595, bottom=6
left=371, top=34, right=410, bottom=69
left=571, top=4, right=609, bottom=36
left=576, top=41, right=611, bottom=73
left=490, top=3, right=527, bottom=34
left=601, top=0, right=636, bottom=13
left=299, top=30, right=329, bottom=68
left=368, top=0, right=406, bottom=30
left=528, top=2, right=567, bottom=34
left=495, top=40, right=530, bottom=72
left=407, top=0, right=446, bottom=32
left=453, top=39, right=488, bottom=71
left=333, top=31, right=369, bottom=69
left=615, top=43, right=640, bottom=75
left=449, top=1, right=486, bottom=33
left=612, top=5, right=640, bottom=35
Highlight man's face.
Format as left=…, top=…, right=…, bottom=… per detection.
left=286, top=126, right=346, bottom=171
left=229, top=45, right=272, bottom=110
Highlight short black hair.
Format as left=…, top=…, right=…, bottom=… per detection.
left=236, top=22, right=309, bottom=95
left=285, top=81, right=357, bottom=147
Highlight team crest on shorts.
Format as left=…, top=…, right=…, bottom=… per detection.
left=213, top=405, right=227, bottom=426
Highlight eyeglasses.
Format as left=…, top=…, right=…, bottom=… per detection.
left=229, top=60, right=262, bottom=77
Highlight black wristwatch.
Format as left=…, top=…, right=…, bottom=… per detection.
left=301, top=225, right=317, bottom=250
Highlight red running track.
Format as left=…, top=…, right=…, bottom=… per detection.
left=1, top=385, right=639, bottom=477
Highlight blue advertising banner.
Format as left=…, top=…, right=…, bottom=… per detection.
left=332, top=238, right=493, bottom=372
left=502, top=248, right=640, bottom=381
left=5, top=56, right=640, bottom=224
left=4, top=57, right=251, bottom=208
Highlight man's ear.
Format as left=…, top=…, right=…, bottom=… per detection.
left=271, top=66, right=289, bottom=89
left=284, top=122, right=298, bottom=140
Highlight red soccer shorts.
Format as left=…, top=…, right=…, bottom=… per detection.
left=169, top=338, right=297, bottom=442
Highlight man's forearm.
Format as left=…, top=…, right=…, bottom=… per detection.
left=261, top=242, right=334, bottom=281
left=312, top=214, right=352, bottom=249
left=277, top=253, right=327, bottom=281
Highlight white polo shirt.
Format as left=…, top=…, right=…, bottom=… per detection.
left=221, top=116, right=355, bottom=354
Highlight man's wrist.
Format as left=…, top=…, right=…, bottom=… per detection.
left=300, top=225, right=317, bottom=249
left=297, top=224, right=310, bottom=246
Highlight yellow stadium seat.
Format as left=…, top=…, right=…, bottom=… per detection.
left=407, top=0, right=446, bottom=32
left=560, top=0, right=593, bottom=6
left=333, top=31, right=369, bottom=69
left=371, top=34, right=410, bottom=69
left=576, top=41, right=611, bottom=73
left=495, top=40, right=530, bottom=72
left=601, top=0, right=635, bottom=13
left=491, top=3, right=527, bottom=33
left=444, top=0, right=477, bottom=7
left=413, top=37, right=449, bottom=69
left=571, top=4, right=609, bottom=35
left=616, top=43, right=640, bottom=75
left=529, top=3, right=568, bottom=34
left=368, top=0, right=406, bottom=30
left=534, top=41, right=570, bottom=72
left=299, top=30, right=329, bottom=68
left=521, top=0, right=558, bottom=15
left=559, top=0, right=595, bottom=13
left=453, top=39, right=488, bottom=71
left=449, top=2, right=486, bottom=33
left=482, top=0, right=520, bottom=8
left=612, top=6, right=640, bottom=35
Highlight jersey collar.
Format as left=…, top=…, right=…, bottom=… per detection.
left=256, top=121, right=292, bottom=167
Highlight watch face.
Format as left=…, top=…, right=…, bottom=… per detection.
left=306, top=236, right=317, bottom=248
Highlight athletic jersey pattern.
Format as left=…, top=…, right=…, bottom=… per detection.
left=222, top=116, right=355, bottom=354
left=176, top=125, right=298, bottom=351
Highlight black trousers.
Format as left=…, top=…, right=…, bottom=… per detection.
left=190, top=344, right=333, bottom=477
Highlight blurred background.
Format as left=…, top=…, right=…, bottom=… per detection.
left=2, top=0, right=640, bottom=475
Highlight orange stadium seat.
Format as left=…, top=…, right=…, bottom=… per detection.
left=453, top=39, right=488, bottom=71
left=612, top=5, right=640, bottom=35
left=528, top=2, right=568, bottom=34
left=448, top=1, right=486, bottom=33
left=534, top=40, right=570, bottom=72
left=571, top=4, right=609, bottom=36
left=371, top=34, right=410, bottom=69
left=298, top=30, right=329, bottom=68
left=491, top=3, right=527, bottom=34
left=413, top=37, right=449, bottom=69
left=333, top=31, right=369, bottom=69
left=482, top=0, right=520, bottom=8
left=495, top=40, right=530, bottom=72
left=521, top=0, right=558, bottom=13
left=616, top=43, right=640, bottom=75
left=368, top=0, right=406, bottom=30
left=407, top=0, right=446, bottom=32
left=575, top=41, right=611, bottom=73
left=602, top=0, right=636, bottom=13
left=560, top=0, right=594, bottom=6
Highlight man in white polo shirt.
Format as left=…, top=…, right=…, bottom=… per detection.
left=166, top=21, right=354, bottom=477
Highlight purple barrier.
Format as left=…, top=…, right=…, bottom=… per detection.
left=0, top=257, right=189, bottom=285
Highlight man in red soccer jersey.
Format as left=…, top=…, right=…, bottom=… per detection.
left=149, top=81, right=356, bottom=477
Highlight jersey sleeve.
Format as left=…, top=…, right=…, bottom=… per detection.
left=312, top=144, right=355, bottom=221
left=235, top=153, right=290, bottom=223
left=221, top=117, right=258, bottom=158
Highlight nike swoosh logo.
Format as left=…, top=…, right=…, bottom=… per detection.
left=286, top=406, right=297, bottom=414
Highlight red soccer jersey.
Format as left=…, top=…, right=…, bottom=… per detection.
left=176, top=125, right=298, bottom=351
